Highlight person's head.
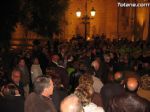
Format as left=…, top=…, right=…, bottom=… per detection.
left=32, top=57, right=39, bottom=65
left=107, top=93, right=150, bottom=112
left=46, top=68, right=62, bottom=88
left=125, top=77, right=139, bottom=93
left=1, top=83, right=20, bottom=96
left=143, top=62, right=149, bottom=68
left=74, top=84, right=94, bottom=106
left=51, top=55, right=60, bottom=63
left=60, top=94, right=83, bottom=112
left=104, top=54, right=111, bottom=63
left=11, top=68, right=21, bottom=84
left=34, top=76, right=54, bottom=97
left=91, top=60, right=100, bottom=71
left=110, top=52, right=114, bottom=59
left=79, top=73, right=94, bottom=86
left=108, top=72, right=114, bottom=83
left=92, top=48, right=96, bottom=54
left=79, top=63, right=87, bottom=72
left=60, top=47, right=66, bottom=53
left=140, top=74, right=150, bottom=90
left=123, top=55, right=129, bottom=64
left=114, top=71, right=124, bottom=84
left=18, top=58, right=26, bottom=67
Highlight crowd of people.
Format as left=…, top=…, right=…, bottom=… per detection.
left=0, top=35, right=150, bottom=112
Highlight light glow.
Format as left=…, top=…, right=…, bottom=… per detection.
left=91, top=7, right=96, bottom=17
left=76, top=9, right=81, bottom=17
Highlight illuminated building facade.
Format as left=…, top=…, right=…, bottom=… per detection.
left=12, top=0, right=150, bottom=47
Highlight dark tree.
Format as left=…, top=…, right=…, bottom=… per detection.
left=0, top=0, right=20, bottom=47
left=148, top=11, right=150, bottom=43
left=20, top=0, right=69, bottom=37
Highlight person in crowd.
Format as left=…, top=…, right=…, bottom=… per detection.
left=49, top=54, right=60, bottom=67
left=69, top=62, right=88, bottom=92
left=125, top=77, right=150, bottom=103
left=91, top=48, right=98, bottom=61
left=140, top=61, right=150, bottom=76
left=102, top=54, right=113, bottom=83
left=107, top=77, right=150, bottom=112
left=0, top=83, right=24, bottom=112
left=117, top=55, right=132, bottom=71
left=58, top=46, right=67, bottom=62
left=25, top=76, right=56, bottom=112
left=17, top=58, right=30, bottom=98
left=91, top=59, right=101, bottom=78
left=107, top=72, right=114, bottom=83
left=37, top=47, right=49, bottom=75
left=124, top=77, right=150, bottom=102
left=131, top=60, right=141, bottom=76
left=124, top=77, right=139, bottom=93
left=137, top=74, right=150, bottom=101
left=91, top=59, right=106, bottom=84
left=80, top=50, right=92, bottom=69
left=31, top=57, right=43, bottom=83
left=47, top=68, right=68, bottom=112
left=11, top=68, right=24, bottom=97
left=74, top=84, right=104, bottom=112
left=60, top=94, right=83, bottom=112
left=48, top=55, right=69, bottom=89
left=107, top=92, right=150, bottom=112
left=100, top=71, right=125, bottom=110
left=87, top=69, right=103, bottom=93
left=79, top=73, right=103, bottom=107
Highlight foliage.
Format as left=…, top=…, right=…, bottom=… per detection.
left=0, top=0, right=69, bottom=47
left=20, top=0, right=69, bottom=37
left=0, top=0, right=20, bottom=46
left=118, top=46, right=142, bottom=58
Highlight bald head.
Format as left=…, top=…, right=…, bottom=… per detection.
left=126, top=78, right=139, bottom=92
left=91, top=60, right=100, bottom=71
left=61, top=94, right=83, bottom=112
left=114, top=72, right=124, bottom=84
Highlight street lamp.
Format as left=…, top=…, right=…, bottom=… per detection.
left=90, top=7, right=96, bottom=17
left=76, top=8, right=81, bottom=18
left=76, top=0, right=96, bottom=40
left=76, top=7, right=96, bottom=17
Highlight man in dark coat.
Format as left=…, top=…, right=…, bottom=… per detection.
left=49, top=54, right=69, bottom=89
left=100, top=71, right=125, bottom=110
left=25, top=76, right=56, bottom=112
left=107, top=77, right=150, bottom=112
left=52, top=87, right=68, bottom=112
left=55, top=66, right=69, bottom=89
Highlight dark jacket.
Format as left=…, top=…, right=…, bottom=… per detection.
left=55, top=66, right=69, bottom=89
left=49, top=62, right=69, bottom=89
left=92, top=92, right=103, bottom=107
left=100, top=82, right=125, bottom=110
left=107, top=92, right=150, bottom=112
left=0, top=96, right=24, bottom=112
left=52, top=87, right=68, bottom=112
left=25, top=92, right=57, bottom=112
